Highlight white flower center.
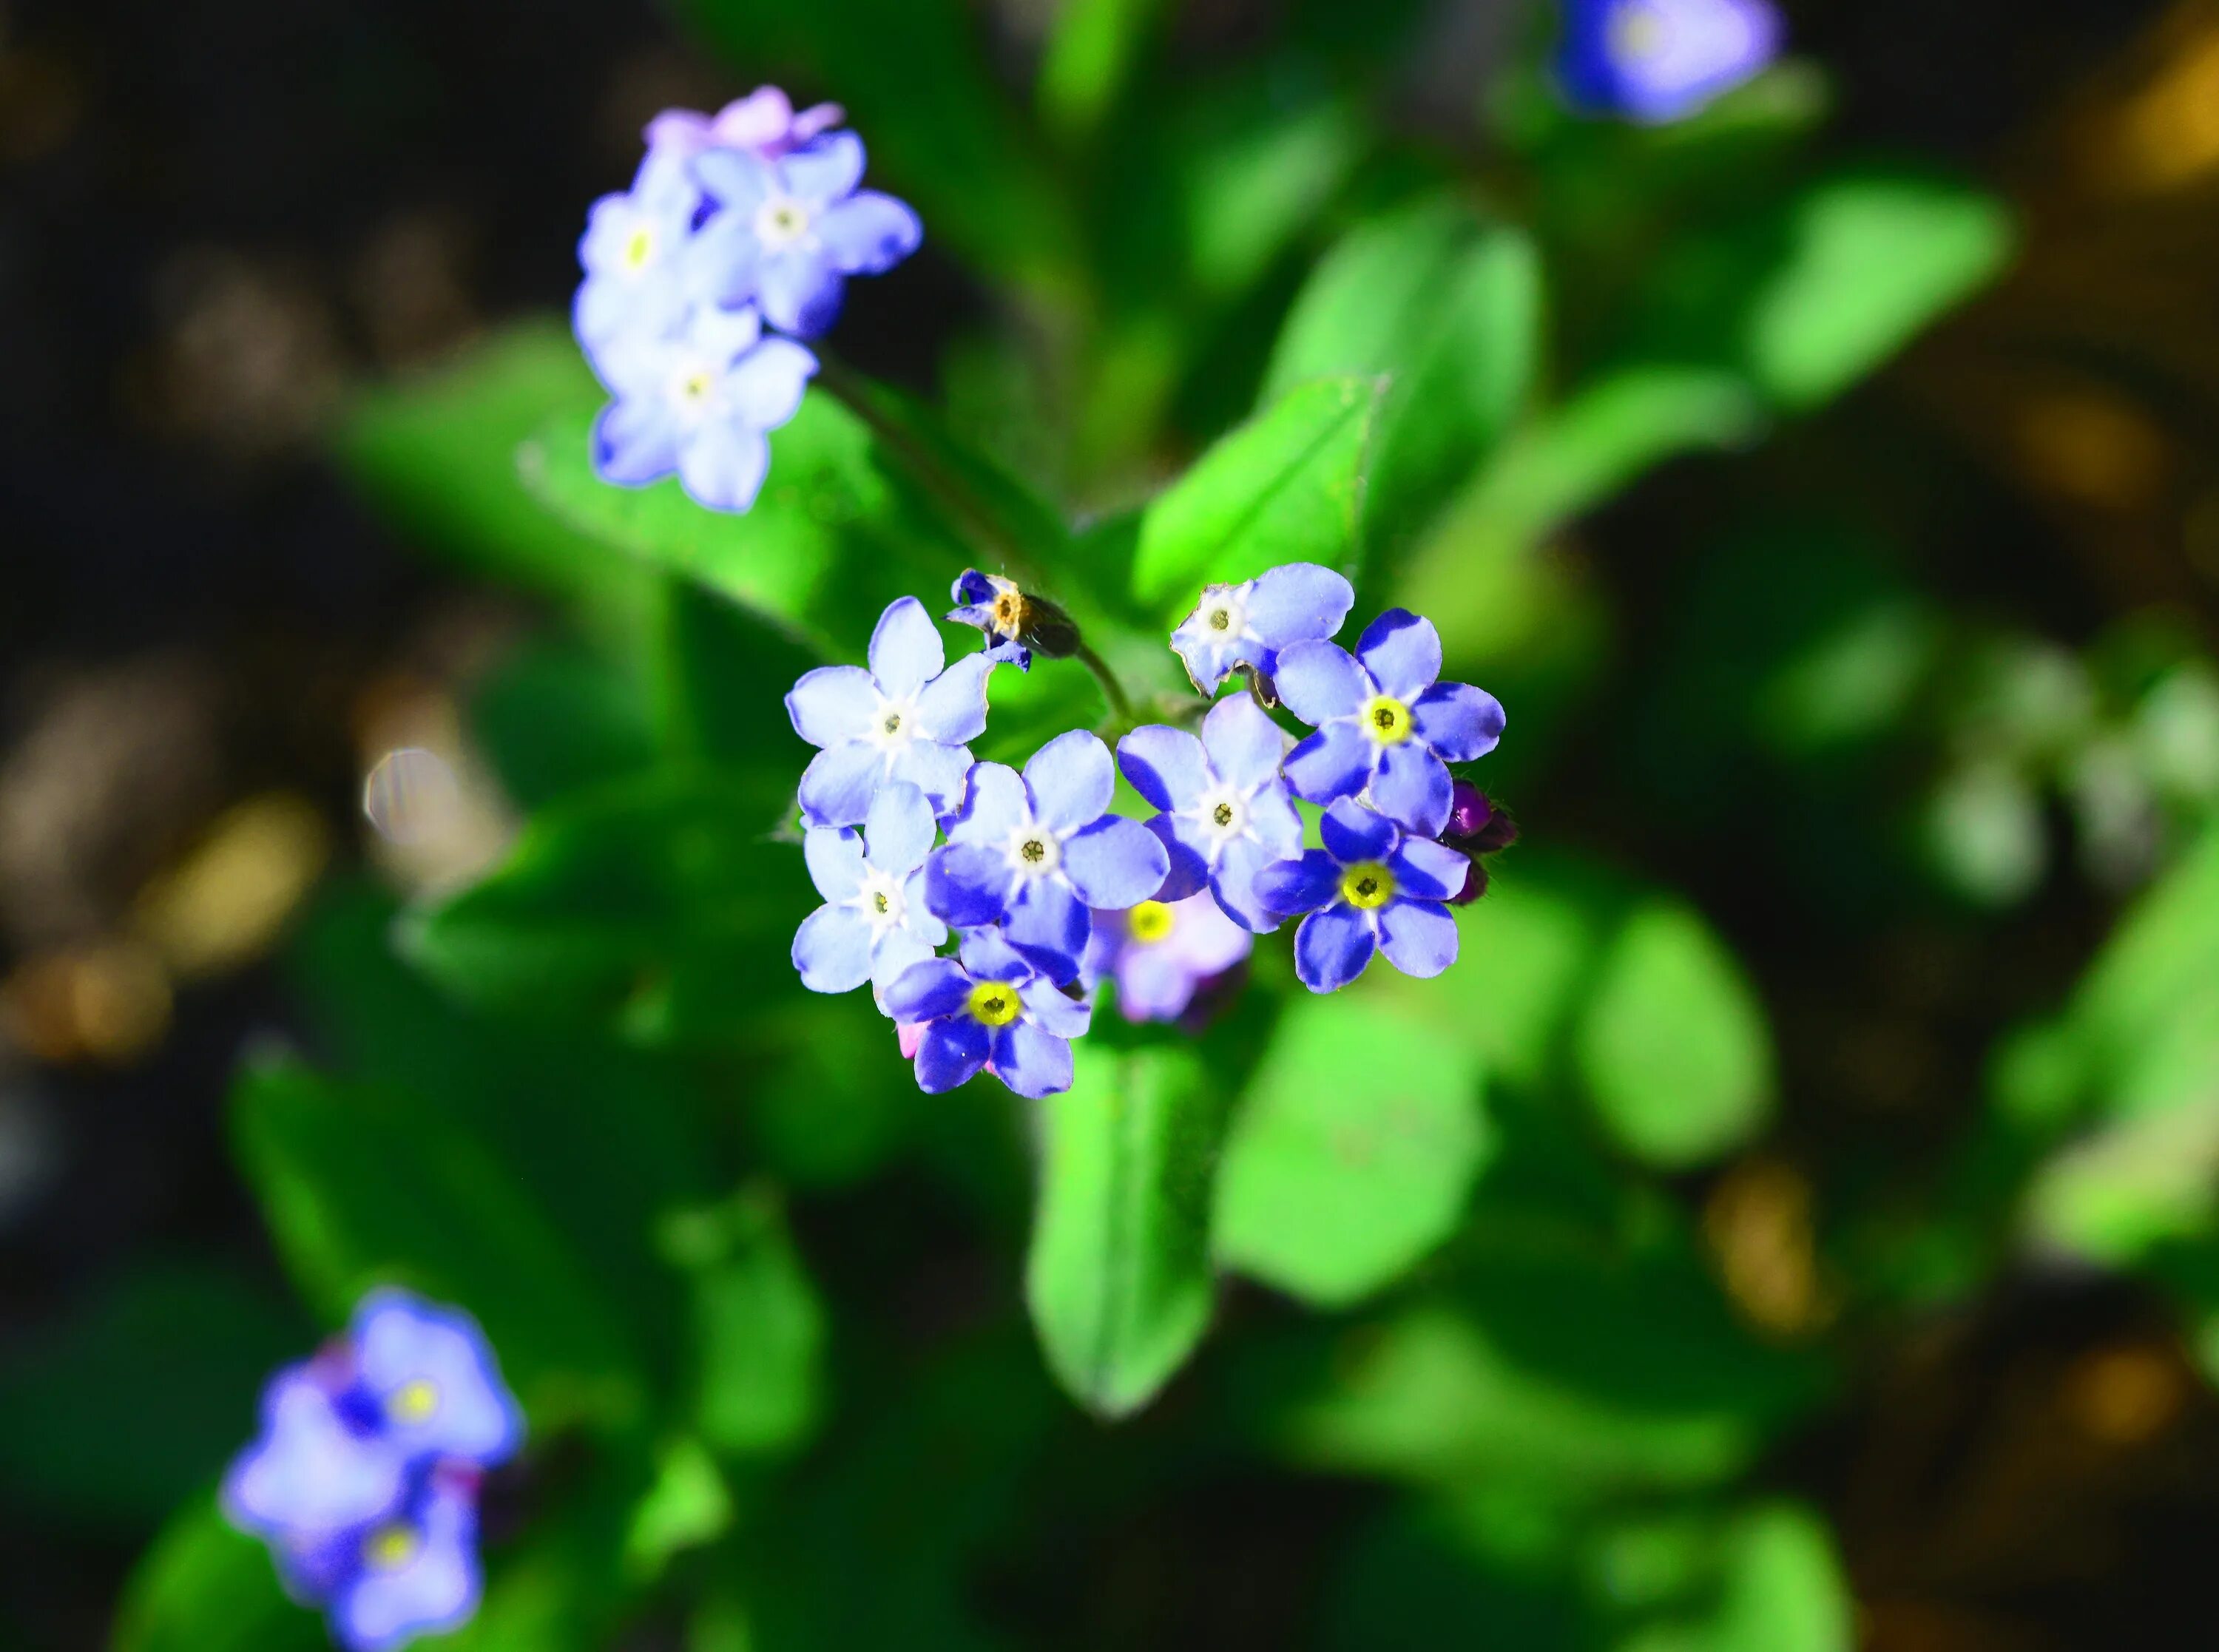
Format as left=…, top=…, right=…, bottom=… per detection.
left=755, top=194, right=813, bottom=251
left=869, top=694, right=919, bottom=753
left=1201, top=592, right=1249, bottom=640
left=1005, top=821, right=1062, bottom=881
left=1192, top=782, right=1249, bottom=854
left=666, top=354, right=722, bottom=423
left=853, top=867, right=908, bottom=938
left=1609, top=3, right=1671, bottom=62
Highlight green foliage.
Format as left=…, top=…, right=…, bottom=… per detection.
left=660, top=1192, right=828, bottom=1459
left=112, top=1496, right=327, bottom=1652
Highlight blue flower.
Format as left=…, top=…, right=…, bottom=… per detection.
left=589, top=303, right=818, bottom=512
left=1084, top=893, right=1252, bottom=1023
left=1115, top=695, right=1303, bottom=932
left=282, top=1468, right=484, bottom=1652
left=925, top=731, right=1172, bottom=985
left=347, top=1290, right=524, bottom=1470
left=1276, top=609, right=1506, bottom=837
left=1254, top=799, right=1471, bottom=993
left=645, top=86, right=845, bottom=166
left=573, top=136, right=702, bottom=357
left=1169, top=563, right=1354, bottom=697
left=792, top=780, right=948, bottom=1003
left=223, top=1366, right=408, bottom=1543
left=689, top=132, right=923, bottom=340
left=1556, top=0, right=1783, bottom=124
left=786, top=598, right=996, bottom=827
left=948, top=570, right=1050, bottom=670
left=882, top=929, right=1092, bottom=1098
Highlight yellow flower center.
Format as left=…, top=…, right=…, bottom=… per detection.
left=1362, top=694, right=1414, bottom=745
left=1609, top=4, right=1671, bottom=61
left=1127, top=900, right=1175, bottom=944
left=386, top=1378, right=439, bottom=1424
left=1340, top=861, right=1396, bottom=910
left=362, top=1523, right=421, bottom=1572
left=991, top=590, right=1026, bottom=637
left=967, top=981, right=1022, bottom=1027
left=1019, top=837, right=1047, bottom=864
left=622, top=227, right=655, bottom=270
left=872, top=890, right=891, bottom=915
left=1212, top=802, right=1235, bottom=827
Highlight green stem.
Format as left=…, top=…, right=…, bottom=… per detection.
left=1074, top=641, right=1135, bottom=727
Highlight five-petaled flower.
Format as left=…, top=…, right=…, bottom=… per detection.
left=882, top=929, right=1093, bottom=1097
left=1084, top=893, right=1252, bottom=1023
left=692, top=132, right=924, bottom=340
left=1116, top=695, right=1303, bottom=932
left=926, top=731, right=1170, bottom=985
left=1277, top=609, right=1506, bottom=837
left=574, top=139, right=700, bottom=356
left=786, top=598, right=995, bottom=827
left=1556, top=0, right=1783, bottom=125
left=1255, top=799, right=1473, bottom=993
left=1169, top=563, right=1354, bottom=697
left=793, top=780, right=949, bottom=1003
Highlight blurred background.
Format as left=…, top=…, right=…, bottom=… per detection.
left=7, top=0, right=2219, bottom=1647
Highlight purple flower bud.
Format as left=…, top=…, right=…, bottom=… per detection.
left=1445, top=780, right=1493, bottom=842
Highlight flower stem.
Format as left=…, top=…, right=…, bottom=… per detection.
left=1074, top=641, right=1135, bottom=727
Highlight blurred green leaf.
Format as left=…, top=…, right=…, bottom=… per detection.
left=1266, top=197, right=1541, bottom=580
left=1181, top=89, right=1365, bottom=300
left=1214, top=988, right=1490, bottom=1306
left=399, top=771, right=807, bottom=1047
left=1574, top=900, right=1776, bottom=1170
left=444, top=1447, right=657, bottom=1652
left=1610, top=1504, right=1852, bottom=1652
left=2070, top=824, right=2219, bottom=1094
left=623, top=1438, right=734, bottom=1583
left=1026, top=1043, right=1222, bottom=1418
left=111, top=1494, right=324, bottom=1652
left=1924, top=762, right=2047, bottom=908
left=661, top=1191, right=828, bottom=1458
left=338, top=321, right=653, bottom=641
left=232, top=1056, right=644, bottom=1429
left=649, top=575, right=823, bottom=770
left=1037, top=0, right=1166, bottom=138
left=0, top=1265, right=300, bottom=1531
left=1130, top=376, right=1381, bottom=617
left=471, top=637, right=659, bottom=813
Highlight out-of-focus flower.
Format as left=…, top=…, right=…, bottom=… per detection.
left=1555, top=0, right=1783, bottom=125
left=1256, top=798, right=1470, bottom=993
left=882, top=930, right=1092, bottom=1098
left=283, top=1468, right=484, bottom=1652
left=646, top=86, right=845, bottom=165
left=1169, top=563, right=1354, bottom=698
left=1117, top=696, right=1303, bottom=932
left=1084, top=893, right=1252, bottom=1023
left=793, top=781, right=950, bottom=1003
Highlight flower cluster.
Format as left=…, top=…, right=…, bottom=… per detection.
left=786, top=564, right=1507, bottom=1097
left=1556, top=0, right=1783, bottom=124
left=575, top=87, right=922, bottom=513
left=222, top=1291, right=522, bottom=1652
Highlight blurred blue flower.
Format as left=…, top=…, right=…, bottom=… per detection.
left=348, top=1291, right=524, bottom=1470
left=282, top=1468, right=484, bottom=1652
left=588, top=303, right=817, bottom=512
left=1277, top=609, right=1506, bottom=837
left=1255, top=799, right=1471, bottom=993
left=646, top=85, right=845, bottom=166
left=1084, top=893, right=1252, bottom=1023
left=1116, top=695, right=1303, bottom=932
left=689, top=132, right=923, bottom=340
left=925, top=731, right=1170, bottom=986
left=786, top=598, right=996, bottom=827
left=1169, top=563, right=1354, bottom=697
left=1556, top=0, right=1783, bottom=124
left=793, top=779, right=949, bottom=1003
left=882, top=930, right=1092, bottom=1097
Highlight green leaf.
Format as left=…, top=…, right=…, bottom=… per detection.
left=660, top=1191, right=828, bottom=1458
left=0, top=1265, right=301, bottom=1531
left=1266, top=198, right=1541, bottom=576
left=399, top=770, right=808, bottom=1047
left=1213, top=987, right=1490, bottom=1306
left=1037, top=0, right=1167, bottom=138
left=1130, top=376, right=1381, bottom=617
left=112, top=1494, right=324, bottom=1652
left=470, top=637, right=658, bottom=813
left=1574, top=899, right=1776, bottom=1169
left=442, top=1447, right=658, bottom=1652
left=337, top=321, right=653, bottom=640
left=231, top=1057, right=645, bottom=1429
left=1180, top=89, right=1366, bottom=299
left=1025, top=1043, right=1223, bottom=1418
left=1613, top=1504, right=1853, bottom=1652
left=622, top=1438, right=735, bottom=1583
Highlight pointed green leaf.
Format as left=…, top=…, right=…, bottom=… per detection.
left=660, top=1191, right=828, bottom=1459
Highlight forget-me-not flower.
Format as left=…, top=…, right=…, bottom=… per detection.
left=925, top=731, right=1170, bottom=985
left=574, top=138, right=703, bottom=356
left=786, top=598, right=996, bottom=827
left=1084, top=893, right=1252, bottom=1023
left=1116, top=695, right=1303, bottom=932
left=1277, top=609, right=1506, bottom=838
left=278, top=1466, right=484, bottom=1652
left=947, top=569, right=1078, bottom=671
left=792, top=780, right=948, bottom=1003
left=1169, top=563, right=1354, bottom=697
left=589, top=303, right=817, bottom=512
left=646, top=86, right=845, bottom=166
left=882, top=929, right=1092, bottom=1097
left=691, top=132, right=923, bottom=340
left=1556, top=0, right=1783, bottom=124
left=345, top=1291, right=524, bottom=1469
left=1255, top=799, right=1471, bottom=993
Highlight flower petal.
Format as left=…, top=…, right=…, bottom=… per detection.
left=916, top=1017, right=991, bottom=1094
left=1200, top=694, right=1290, bottom=791
left=958, top=928, right=1033, bottom=981
left=862, top=781, right=936, bottom=877
left=1273, top=640, right=1370, bottom=726
left=1146, top=813, right=1211, bottom=902
left=1024, top=730, right=1116, bottom=833
left=1294, top=904, right=1377, bottom=992
left=351, top=1293, right=521, bottom=1469
left=221, top=1370, right=405, bottom=1537
left=693, top=147, right=773, bottom=215
left=1369, top=741, right=1453, bottom=836
left=817, top=190, right=922, bottom=275
left=1246, top=783, right=1305, bottom=859
left=868, top=597, right=945, bottom=699
left=886, top=739, right=972, bottom=819
left=1283, top=720, right=1374, bottom=805
left=724, top=337, right=818, bottom=430
left=1354, top=609, right=1442, bottom=701
left=1412, top=681, right=1507, bottom=763
left=1167, top=891, right=1256, bottom=973
left=1391, top=838, right=1471, bottom=903
left=1209, top=835, right=1283, bottom=933
left=882, top=957, right=972, bottom=1022
left=1379, top=898, right=1459, bottom=978
left=943, top=762, right=1027, bottom=844
left=786, top=666, right=879, bottom=749
left=867, top=930, right=936, bottom=1002
left=797, top=740, right=884, bottom=827
left=1005, top=880, right=1091, bottom=985
left=679, top=214, right=763, bottom=308
left=990, top=1020, right=1075, bottom=1099
left=779, top=131, right=866, bottom=203
left=792, top=903, right=874, bottom=993
left=590, top=398, right=680, bottom=487
left=759, top=248, right=845, bottom=339
left=1114, top=945, right=1199, bottom=1022
left=1116, top=724, right=1210, bottom=813
left=330, top=1479, right=479, bottom=1652
left=1320, top=796, right=1397, bottom=864
left=1254, top=850, right=1340, bottom=917
left=900, top=867, right=948, bottom=949
left=924, top=842, right=1014, bottom=928
left=677, top=421, right=771, bottom=514
left=1019, top=978, right=1092, bottom=1040
left=1246, top=563, right=1355, bottom=649
left=1063, top=815, right=1171, bottom=910
left=913, top=651, right=993, bottom=745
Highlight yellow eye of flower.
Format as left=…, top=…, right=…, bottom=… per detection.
left=1362, top=695, right=1414, bottom=745
left=362, top=1524, right=421, bottom=1572
left=1019, top=837, right=1047, bottom=864
left=1207, top=607, right=1232, bottom=632
left=967, top=981, right=1022, bottom=1027
left=1212, top=802, right=1235, bottom=827
left=991, top=591, right=1026, bottom=637
left=1340, top=861, right=1396, bottom=910
left=873, top=890, right=891, bottom=915
left=622, top=228, right=654, bottom=269
left=385, top=1378, right=439, bottom=1424
left=1127, top=900, right=1175, bottom=944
